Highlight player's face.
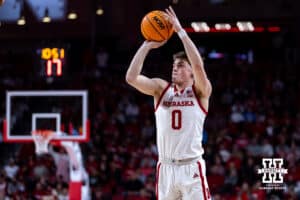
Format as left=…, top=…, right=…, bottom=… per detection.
left=172, top=58, right=193, bottom=84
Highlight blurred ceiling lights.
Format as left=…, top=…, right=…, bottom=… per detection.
left=96, top=6, right=103, bottom=15
left=42, top=8, right=51, bottom=23
left=17, top=16, right=26, bottom=25
left=67, top=11, right=78, bottom=20
left=190, top=21, right=280, bottom=33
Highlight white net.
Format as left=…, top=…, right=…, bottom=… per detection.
left=32, top=130, right=55, bottom=155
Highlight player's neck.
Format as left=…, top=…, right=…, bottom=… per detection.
left=174, top=80, right=193, bottom=91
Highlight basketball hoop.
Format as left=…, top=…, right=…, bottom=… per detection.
left=32, top=130, right=56, bottom=155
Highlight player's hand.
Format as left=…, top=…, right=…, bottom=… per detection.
left=143, top=40, right=167, bottom=49
left=165, top=6, right=182, bottom=32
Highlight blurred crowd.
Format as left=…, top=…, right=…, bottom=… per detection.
left=0, top=47, right=299, bottom=200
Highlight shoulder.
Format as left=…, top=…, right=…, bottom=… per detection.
left=152, top=78, right=170, bottom=102
left=193, top=79, right=212, bottom=99
left=152, top=78, right=169, bottom=95
left=192, top=84, right=211, bottom=114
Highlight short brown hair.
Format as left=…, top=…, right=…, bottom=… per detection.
left=173, top=51, right=190, bottom=64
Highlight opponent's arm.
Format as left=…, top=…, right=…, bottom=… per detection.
left=61, top=141, right=81, bottom=170
left=126, top=41, right=168, bottom=97
left=165, top=6, right=212, bottom=98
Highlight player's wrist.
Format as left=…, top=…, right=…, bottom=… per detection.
left=142, top=42, right=153, bottom=51
left=177, top=29, right=187, bottom=39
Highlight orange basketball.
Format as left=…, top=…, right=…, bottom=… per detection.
left=0, top=0, right=4, bottom=6
left=141, top=10, right=174, bottom=42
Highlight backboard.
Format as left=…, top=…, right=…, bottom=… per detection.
left=3, top=90, right=89, bottom=142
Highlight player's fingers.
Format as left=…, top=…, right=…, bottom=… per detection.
left=165, top=10, right=175, bottom=24
left=166, top=7, right=175, bottom=17
left=168, top=6, right=177, bottom=16
left=165, top=16, right=170, bottom=22
left=165, top=8, right=172, bottom=17
left=170, top=6, right=177, bottom=18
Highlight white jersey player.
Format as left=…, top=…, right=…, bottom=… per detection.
left=60, top=141, right=90, bottom=200
left=49, top=140, right=90, bottom=200
left=126, top=6, right=212, bottom=200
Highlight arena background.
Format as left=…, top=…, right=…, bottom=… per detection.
left=0, top=0, right=299, bottom=199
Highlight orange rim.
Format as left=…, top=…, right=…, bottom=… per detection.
left=32, top=130, right=54, bottom=137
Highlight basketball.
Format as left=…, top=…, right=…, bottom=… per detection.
left=141, top=10, right=174, bottom=42
left=0, top=0, right=4, bottom=6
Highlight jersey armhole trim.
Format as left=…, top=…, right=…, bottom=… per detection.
left=192, top=85, right=208, bottom=115
left=154, top=83, right=171, bottom=112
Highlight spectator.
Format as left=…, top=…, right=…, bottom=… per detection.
left=96, top=47, right=109, bottom=69
left=261, top=138, right=274, bottom=157
left=4, top=158, right=19, bottom=180
left=0, top=174, right=5, bottom=199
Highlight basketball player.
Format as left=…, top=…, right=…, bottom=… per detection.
left=60, top=141, right=90, bottom=200
left=126, top=6, right=212, bottom=200
left=48, top=135, right=90, bottom=200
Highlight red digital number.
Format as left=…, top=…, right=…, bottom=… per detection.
left=171, top=110, right=182, bottom=130
left=46, top=59, right=62, bottom=76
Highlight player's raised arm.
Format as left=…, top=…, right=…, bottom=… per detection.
left=126, top=41, right=168, bottom=97
left=165, top=6, right=212, bottom=98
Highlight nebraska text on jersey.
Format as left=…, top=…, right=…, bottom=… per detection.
left=163, top=100, right=194, bottom=107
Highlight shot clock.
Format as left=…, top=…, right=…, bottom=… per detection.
left=39, top=47, right=66, bottom=77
